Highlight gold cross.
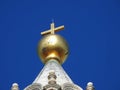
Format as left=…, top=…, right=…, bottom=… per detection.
left=41, top=22, right=64, bottom=36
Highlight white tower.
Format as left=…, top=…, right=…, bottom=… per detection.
left=11, top=22, right=95, bottom=90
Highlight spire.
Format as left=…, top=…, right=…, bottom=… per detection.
left=27, top=22, right=83, bottom=90
left=23, top=22, right=94, bottom=90
left=33, top=60, right=73, bottom=86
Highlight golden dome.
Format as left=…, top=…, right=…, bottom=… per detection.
left=38, top=34, right=69, bottom=64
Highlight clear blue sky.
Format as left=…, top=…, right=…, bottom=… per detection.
left=0, top=0, right=120, bottom=90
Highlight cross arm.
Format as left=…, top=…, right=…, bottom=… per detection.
left=41, top=25, right=64, bottom=36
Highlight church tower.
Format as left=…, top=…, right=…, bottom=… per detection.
left=11, top=22, right=95, bottom=90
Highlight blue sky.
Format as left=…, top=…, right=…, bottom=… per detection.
left=0, top=0, right=120, bottom=90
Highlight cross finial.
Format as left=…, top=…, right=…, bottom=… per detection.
left=41, top=22, right=64, bottom=36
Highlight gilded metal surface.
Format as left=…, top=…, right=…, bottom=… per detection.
left=41, top=25, right=64, bottom=36
left=38, top=34, right=69, bottom=64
